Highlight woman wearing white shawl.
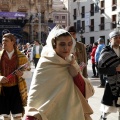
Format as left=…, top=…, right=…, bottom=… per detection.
left=25, top=26, right=93, bottom=120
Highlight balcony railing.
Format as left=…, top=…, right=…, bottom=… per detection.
left=99, top=23, right=105, bottom=30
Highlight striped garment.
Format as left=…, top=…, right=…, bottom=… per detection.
left=98, top=46, right=120, bottom=97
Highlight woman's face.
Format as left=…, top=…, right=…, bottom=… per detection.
left=54, top=36, right=73, bottom=59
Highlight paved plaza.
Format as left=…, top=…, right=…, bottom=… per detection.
left=0, top=60, right=119, bottom=120
left=88, top=60, right=119, bottom=120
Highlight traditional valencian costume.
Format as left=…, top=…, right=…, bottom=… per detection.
left=0, top=49, right=28, bottom=118
left=25, top=26, right=93, bottom=120
left=98, top=31, right=120, bottom=120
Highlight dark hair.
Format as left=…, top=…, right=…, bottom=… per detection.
left=65, top=26, right=76, bottom=33
left=52, top=32, right=71, bottom=49
left=34, top=40, right=40, bottom=44
left=94, top=42, right=98, bottom=46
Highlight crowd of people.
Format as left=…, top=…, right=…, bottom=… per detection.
left=0, top=25, right=120, bottom=120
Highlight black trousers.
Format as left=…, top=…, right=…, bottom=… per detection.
left=92, top=63, right=97, bottom=76
left=99, top=74, right=106, bottom=86
left=102, top=82, right=120, bottom=107
left=96, top=62, right=105, bottom=85
left=33, top=58, right=39, bottom=68
left=0, top=85, right=23, bottom=115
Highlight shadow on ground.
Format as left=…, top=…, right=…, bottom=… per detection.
left=89, top=78, right=100, bottom=87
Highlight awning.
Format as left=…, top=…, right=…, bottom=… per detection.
left=0, top=12, right=27, bottom=19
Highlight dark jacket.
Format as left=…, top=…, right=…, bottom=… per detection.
left=75, top=42, right=88, bottom=78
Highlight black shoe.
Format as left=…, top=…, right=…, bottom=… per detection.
left=100, top=115, right=107, bottom=120
left=91, top=75, right=97, bottom=78
left=97, top=84, right=105, bottom=88
left=96, top=75, right=99, bottom=78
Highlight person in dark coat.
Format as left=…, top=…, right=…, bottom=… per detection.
left=98, top=30, right=120, bottom=120
left=65, top=26, right=88, bottom=78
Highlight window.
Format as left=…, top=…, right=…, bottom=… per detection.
left=111, top=15, right=116, bottom=29
left=82, top=21, right=85, bottom=31
left=100, top=1, right=105, bottom=14
left=90, top=19, right=94, bottom=31
left=76, top=20, right=81, bottom=32
left=74, top=22, right=76, bottom=29
left=90, top=4, right=94, bottom=16
left=55, top=16, right=59, bottom=20
left=62, top=16, right=65, bottom=20
left=100, top=8, right=104, bottom=14
left=112, top=0, right=117, bottom=5
left=81, top=6, right=85, bottom=18
left=73, top=9, right=77, bottom=20
left=81, top=37, right=85, bottom=44
left=101, top=1, right=104, bottom=8
left=112, top=0, right=117, bottom=11
left=99, top=17, right=105, bottom=30
left=90, top=37, right=94, bottom=44
left=73, top=0, right=76, bottom=2
left=41, top=13, right=44, bottom=23
left=118, top=12, right=120, bottom=25
left=62, top=25, right=65, bottom=28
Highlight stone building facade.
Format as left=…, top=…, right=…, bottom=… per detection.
left=0, top=0, right=52, bottom=44
left=68, top=0, right=120, bottom=45
left=52, top=0, right=69, bottom=29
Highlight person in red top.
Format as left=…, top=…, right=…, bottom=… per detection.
left=90, top=42, right=98, bottom=78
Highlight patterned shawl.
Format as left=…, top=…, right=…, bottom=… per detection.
left=98, top=46, right=120, bottom=96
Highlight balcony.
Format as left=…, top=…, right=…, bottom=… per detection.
left=89, top=25, right=94, bottom=31
left=81, top=13, right=85, bottom=18
left=111, top=21, right=117, bottom=29
left=112, top=4, right=117, bottom=11
left=100, top=8, right=104, bottom=14
left=0, top=3, right=10, bottom=11
left=99, top=23, right=105, bottom=30
left=90, top=10, right=94, bottom=16
left=17, top=5, right=28, bottom=12
left=73, top=15, right=76, bottom=20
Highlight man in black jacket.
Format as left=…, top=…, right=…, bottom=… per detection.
left=98, top=30, right=120, bottom=120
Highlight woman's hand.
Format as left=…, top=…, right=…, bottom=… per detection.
left=68, top=54, right=78, bottom=77
left=68, top=65, right=78, bottom=77
left=15, top=70, right=23, bottom=77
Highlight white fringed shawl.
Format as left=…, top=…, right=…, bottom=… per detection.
left=25, top=28, right=93, bottom=120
